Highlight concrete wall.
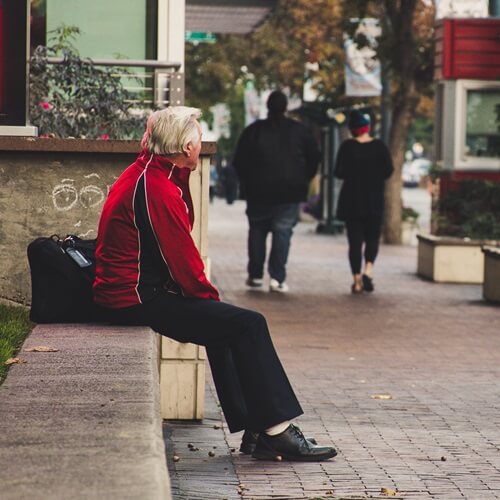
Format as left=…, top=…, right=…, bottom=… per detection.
left=0, top=137, right=215, bottom=305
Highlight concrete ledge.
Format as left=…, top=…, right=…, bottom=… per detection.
left=0, top=136, right=216, bottom=155
left=483, top=246, right=500, bottom=304
left=0, top=324, right=171, bottom=500
left=416, top=233, right=497, bottom=247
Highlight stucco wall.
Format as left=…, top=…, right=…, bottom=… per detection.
left=0, top=138, right=215, bottom=305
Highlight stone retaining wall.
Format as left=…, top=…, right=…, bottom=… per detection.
left=0, top=137, right=215, bottom=305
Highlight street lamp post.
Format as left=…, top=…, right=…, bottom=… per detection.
left=316, top=115, right=344, bottom=235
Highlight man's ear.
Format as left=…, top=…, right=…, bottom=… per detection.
left=182, top=141, right=192, bottom=157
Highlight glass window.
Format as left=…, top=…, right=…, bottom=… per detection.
left=47, top=0, right=146, bottom=59
left=30, top=0, right=156, bottom=60
left=465, top=89, right=500, bottom=158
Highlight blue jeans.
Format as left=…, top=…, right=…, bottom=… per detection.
left=246, top=202, right=299, bottom=283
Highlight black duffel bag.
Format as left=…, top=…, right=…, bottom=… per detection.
left=27, top=235, right=105, bottom=323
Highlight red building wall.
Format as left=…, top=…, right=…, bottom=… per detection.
left=435, top=19, right=500, bottom=81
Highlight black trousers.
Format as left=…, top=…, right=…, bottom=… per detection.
left=106, top=293, right=303, bottom=433
left=345, top=216, right=382, bottom=275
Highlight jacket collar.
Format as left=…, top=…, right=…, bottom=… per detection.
left=138, top=150, right=175, bottom=172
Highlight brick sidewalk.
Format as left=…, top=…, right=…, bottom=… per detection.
left=165, top=198, right=500, bottom=500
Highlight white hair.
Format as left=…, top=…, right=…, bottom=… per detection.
left=141, top=106, right=202, bottom=155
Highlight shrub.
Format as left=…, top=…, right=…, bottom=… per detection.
left=436, top=179, right=500, bottom=240
left=29, top=25, right=145, bottom=139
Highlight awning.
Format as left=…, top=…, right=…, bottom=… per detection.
left=186, top=0, right=277, bottom=34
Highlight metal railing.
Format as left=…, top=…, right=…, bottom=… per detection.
left=46, top=57, right=185, bottom=108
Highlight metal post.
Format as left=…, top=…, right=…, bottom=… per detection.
left=316, top=122, right=344, bottom=234
left=380, top=63, right=391, bottom=144
left=490, top=0, right=500, bottom=16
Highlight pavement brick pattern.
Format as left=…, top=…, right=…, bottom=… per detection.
left=165, top=198, right=500, bottom=500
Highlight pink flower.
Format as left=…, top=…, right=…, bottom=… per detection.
left=40, top=101, right=52, bottom=110
left=99, top=133, right=110, bottom=141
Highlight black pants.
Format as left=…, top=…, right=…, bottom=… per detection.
left=345, top=216, right=382, bottom=275
left=106, top=293, right=303, bottom=433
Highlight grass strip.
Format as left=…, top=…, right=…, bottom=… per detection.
left=0, top=304, right=33, bottom=384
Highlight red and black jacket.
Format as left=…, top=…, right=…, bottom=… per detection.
left=93, top=151, right=219, bottom=309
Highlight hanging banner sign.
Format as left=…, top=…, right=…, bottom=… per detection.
left=435, top=0, right=488, bottom=19
left=344, top=18, right=382, bottom=97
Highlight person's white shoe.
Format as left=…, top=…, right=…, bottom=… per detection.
left=269, top=278, right=289, bottom=293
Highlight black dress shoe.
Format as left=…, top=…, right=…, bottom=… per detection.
left=362, top=274, right=374, bottom=292
left=240, top=430, right=260, bottom=454
left=252, top=424, right=337, bottom=462
left=240, top=429, right=318, bottom=455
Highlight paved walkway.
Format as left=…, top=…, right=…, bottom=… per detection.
left=165, top=198, right=500, bottom=500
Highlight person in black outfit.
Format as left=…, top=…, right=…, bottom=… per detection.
left=334, top=110, right=394, bottom=293
left=234, top=90, right=321, bottom=293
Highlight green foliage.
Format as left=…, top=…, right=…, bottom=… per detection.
left=407, top=116, right=434, bottom=156
left=437, top=180, right=500, bottom=240
left=428, top=163, right=443, bottom=182
left=29, top=25, right=144, bottom=139
left=402, top=206, right=419, bottom=222
left=47, top=24, right=81, bottom=55
left=185, top=35, right=248, bottom=115
left=0, top=304, right=33, bottom=384
left=185, top=1, right=347, bottom=109
left=216, top=84, right=246, bottom=160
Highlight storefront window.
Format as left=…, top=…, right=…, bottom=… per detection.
left=30, top=0, right=156, bottom=60
left=465, top=89, right=500, bottom=158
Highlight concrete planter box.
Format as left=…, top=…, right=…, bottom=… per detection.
left=483, top=246, right=500, bottom=304
left=417, top=234, right=497, bottom=284
left=402, top=219, right=419, bottom=246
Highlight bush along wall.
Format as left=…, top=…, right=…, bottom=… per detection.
left=436, top=179, right=500, bottom=240
left=29, top=25, right=145, bottom=139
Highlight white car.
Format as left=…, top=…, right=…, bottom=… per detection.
left=402, top=158, right=431, bottom=187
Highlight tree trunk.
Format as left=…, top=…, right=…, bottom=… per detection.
left=382, top=0, right=419, bottom=244
left=384, top=82, right=419, bottom=243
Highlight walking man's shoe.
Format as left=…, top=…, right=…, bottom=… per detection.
left=246, top=277, right=263, bottom=288
left=240, top=429, right=318, bottom=455
left=252, top=424, right=337, bottom=462
left=269, top=278, right=289, bottom=293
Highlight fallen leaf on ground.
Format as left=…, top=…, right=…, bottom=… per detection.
left=371, top=394, right=393, bottom=400
left=381, top=487, right=398, bottom=496
left=5, top=357, right=27, bottom=365
left=25, top=346, right=59, bottom=352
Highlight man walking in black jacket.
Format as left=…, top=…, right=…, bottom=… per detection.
left=234, top=90, right=321, bottom=293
